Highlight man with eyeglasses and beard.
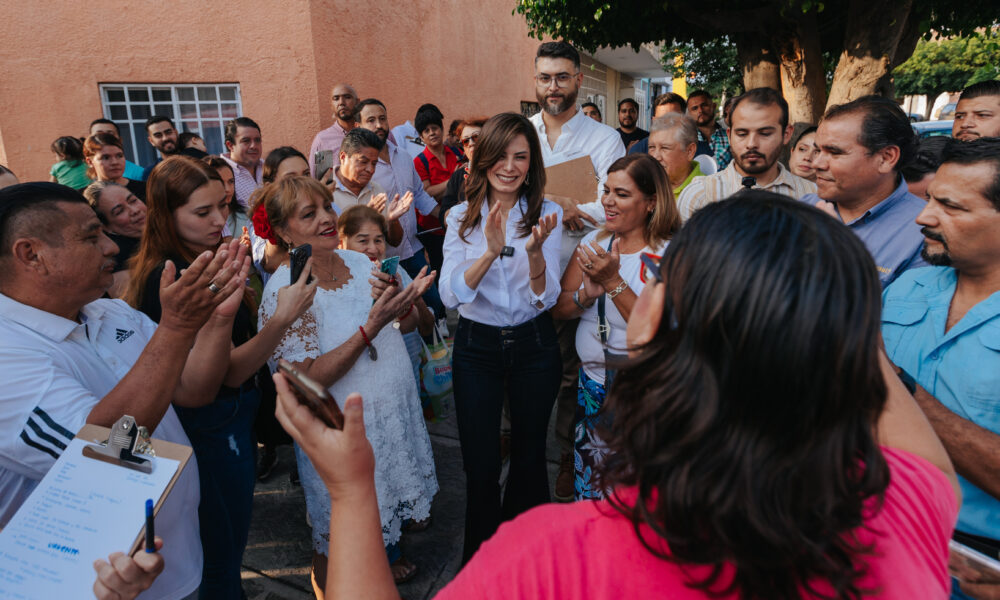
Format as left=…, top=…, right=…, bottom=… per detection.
left=527, top=41, right=625, bottom=503
left=677, top=87, right=815, bottom=223
left=881, top=137, right=1000, bottom=600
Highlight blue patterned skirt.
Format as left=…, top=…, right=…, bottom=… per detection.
left=574, top=368, right=610, bottom=500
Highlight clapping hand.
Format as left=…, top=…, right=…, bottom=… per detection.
left=577, top=238, right=621, bottom=288
left=158, top=239, right=249, bottom=333
left=484, top=201, right=507, bottom=258
left=386, top=192, right=413, bottom=222
left=366, top=266, right=436, bottom=334
left=239, top=226, right=252, bottom=250
left=525, top=212, right=558, bottom=254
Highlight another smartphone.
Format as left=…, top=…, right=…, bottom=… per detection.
left=314, top=150, right=335, bottom=182
left=379, top=256, right=400, bottom=278
left=950, top=540, right=1000, bottom=582
left=289, top=244, right=312, bottom=285
left=277, top=359, right=344, bottom=429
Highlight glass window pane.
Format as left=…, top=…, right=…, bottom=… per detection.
left=132, top=123, right=157, bottom=167
left=198, top=104, right=219, bottom=119
left=177, top=87, right=195, bottom=101
left=118, top=126, right=137, bottom=164
left=128, top=88, right=149, bottom=102
left=109, top=105, right=128, bottom=120
left=221, top=103, right=238, bottom=118
left=151, top=88, right=172, bottom=102
left=131, top=104, right=151, bottom=119
left=153, top=104, right=174, bottom=118
left=179, top=103, right=197, bottom=119
left=105, top=88, right=126, bottom=102
left=197, top=87, right=217, bottom=101
left=203, top=123, right=224, bottom=154
left=219, top=87, right=236, bottom=101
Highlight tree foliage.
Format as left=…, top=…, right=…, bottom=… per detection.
left=667, top=38, right=744, bottom=100
left=515, top=0, right=999, bottom=118
left=893, top=33, right=1000, bottom=100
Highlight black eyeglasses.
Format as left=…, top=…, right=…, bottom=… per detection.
left=461, top=134, right=479, bottom=147
left=639, top=253, right=663, bottom=284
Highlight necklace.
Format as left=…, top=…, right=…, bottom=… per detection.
left=312, top=256, right=339, bottom=282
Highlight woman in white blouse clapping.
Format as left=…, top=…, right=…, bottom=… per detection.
left=439, top=113, right=562, bottom=563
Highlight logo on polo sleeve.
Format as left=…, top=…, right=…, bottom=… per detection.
left=115, top=328, right=135, bottom=343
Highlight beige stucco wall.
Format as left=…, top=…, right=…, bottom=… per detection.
left=0, top=0, right=544, bottom=179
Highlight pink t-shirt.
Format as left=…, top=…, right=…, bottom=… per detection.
left=436, top=447, right=958, bottom=600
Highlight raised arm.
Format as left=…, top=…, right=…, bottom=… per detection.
left=86, top=244, right=246, bottom=427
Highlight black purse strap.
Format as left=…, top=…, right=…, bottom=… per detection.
left=596, top=233, right=615, bottom=344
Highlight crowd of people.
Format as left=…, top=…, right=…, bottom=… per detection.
left=0, top=39, right=999, bottom=600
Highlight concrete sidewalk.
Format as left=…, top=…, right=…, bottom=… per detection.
left=242, top=401, right=564, bottom=600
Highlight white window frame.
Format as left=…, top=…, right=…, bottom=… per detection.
left=98, top=83, right=243, bottom=166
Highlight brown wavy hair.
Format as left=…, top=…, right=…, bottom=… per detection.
left=595, top=153, right=680, bottom=248
left=122, top=156, right=222, bottom=308
left=253, top=175, right=334, bottom=250
left=599, top=192, right=890, bottom=599
left=458, top=113, right=546, bottom=242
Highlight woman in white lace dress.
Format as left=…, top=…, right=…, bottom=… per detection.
left=253, top=176, right=438, bottom=593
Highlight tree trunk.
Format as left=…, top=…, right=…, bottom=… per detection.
left=774, top=10, right=827, bottom=127
left=735, top=32, right=781, bottom=92
left=827, top=0, right=916, bottom=107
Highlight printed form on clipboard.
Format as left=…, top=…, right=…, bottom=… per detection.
left=0, top=416, right=191, bottom=599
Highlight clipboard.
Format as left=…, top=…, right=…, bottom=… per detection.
left=0, top=415, right=192, bottom=598
left=76, top=417, right=192, bottom=555
left=543, top=155, right=599, bottom=205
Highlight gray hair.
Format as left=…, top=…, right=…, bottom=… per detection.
left=650, top=113, right=698, bottom=148
left=82, top=180, right=127, bottom=225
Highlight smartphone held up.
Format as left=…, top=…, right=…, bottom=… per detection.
left=277, top=358, right=344, bottom=430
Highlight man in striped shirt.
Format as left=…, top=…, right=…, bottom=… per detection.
left=677, top=88, right=816, bottom=222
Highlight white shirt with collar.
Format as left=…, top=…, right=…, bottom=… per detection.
left=529, top=108, right=626, bottom=223
left=220, top=153, right=264, bottom=210
left=676, top=161, right=817, bottom=222
left=0, top=293, right=202, bottom=600
left=372, top=139, right=440, bottom=260
left=440, top=198, right=563, bottom=327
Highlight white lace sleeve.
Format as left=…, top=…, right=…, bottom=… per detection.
left=259, top=268, right=321, bottom=371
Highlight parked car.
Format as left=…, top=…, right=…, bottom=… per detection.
left=912, top=120, right=953, bottom=138
left=936, top=103, right=957, bottom=120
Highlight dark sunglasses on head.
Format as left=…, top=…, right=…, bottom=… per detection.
left=461, top=134, right=479, bottom=147
left=639, top=253, right=663, bottom=284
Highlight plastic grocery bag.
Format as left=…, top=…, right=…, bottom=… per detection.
left=419, top=323, right=453, bottom=422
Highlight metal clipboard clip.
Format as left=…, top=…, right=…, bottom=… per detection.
left=82, top=415, right=155, bottom=474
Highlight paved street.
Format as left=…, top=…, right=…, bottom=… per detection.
left=242, top=396, right=564, bottom=599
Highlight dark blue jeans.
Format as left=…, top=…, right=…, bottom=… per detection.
left=452, top=314, right=561, bottom=562
left=402, top=249, right=446, bottom=319
left=175, top=386, right=260, bottom=600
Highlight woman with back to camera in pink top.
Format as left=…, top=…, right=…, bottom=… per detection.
left=273, top=191, right=961, bottom=600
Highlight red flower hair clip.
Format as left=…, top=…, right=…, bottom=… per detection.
left=251, top=202, right=279, bottom=245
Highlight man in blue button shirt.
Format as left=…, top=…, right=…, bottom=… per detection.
left=803, top=96, right=927, bottom=288
left=881, top=138, right=1000, bottom=599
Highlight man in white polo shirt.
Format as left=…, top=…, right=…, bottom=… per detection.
left=528, top=41, right=626, bottom=502
left=0, top=183, right=249, bottom=600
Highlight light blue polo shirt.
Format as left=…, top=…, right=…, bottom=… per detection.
left=882, top=266, right=1000, bottom=539
left=803, top=179, right=927, bottom=288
